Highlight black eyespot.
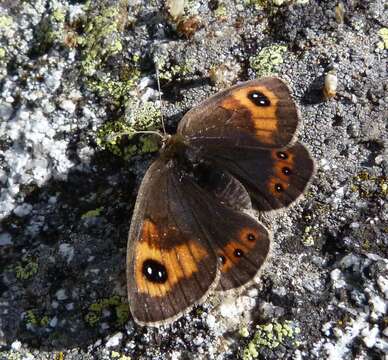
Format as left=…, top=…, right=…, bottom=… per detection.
left=248, top=91, right=271, bottom=107
left=275, top=183, right=284, bottom=192
left=282, top=167, right=292, bottom=176
left=277, top=151, right=288, bottom=160
left=247, top=233, right=256, bottom=241
left=142, top=259, right=168, bottom=283
left=234, top=249, right=243, bottom=257
left=219, top=255, right=226, bottom=265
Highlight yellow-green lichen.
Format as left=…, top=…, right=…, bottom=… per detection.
left=40, top=315, right=50, bottom=327
left=25, top=310, right=38, bottom=326
left=54, top=352, right=65, bottom=360
left=115, top=303, right=130, bottom=326
left=77, top=2, right=137, bottom=106
left=111, top=352, right=131, bottom=360
left=250, top=45, right=287, bottom=77
left=128, top=100, right=162, bottom=130
left=0, top=351, right=22, bottom=360
left=87, top=65, right=140, bottom=106
left=302, top=226, right=314, bottom=246
left=0, top=15, right=13, bottom=29
left=351, top=171, right=387, bottom=199
left=85, top=295, right=129, bottom=327
left=79, top=6, right=124, bottom=76
left=240, top=326, right=250, bottom=338
left=377, top=28, right=388, bottom=50
left=242, top=321, right=300, bottom=359
left=156, top=57, right=196, bottom=81
left=81, top=207, right=104, bottom=219
left=0, top=48, right=6, bottom=59
left=96, top=101, right=161, bottom=159
left=272, top=0, right=286, bottom=5
left=15, top=258, right=38, bottom=280
left=29, top=7, right=68, bottom=57
left=24, top=310, right=50, bottom=327
left=52, top=8, right=66, bottom=23
left=244, top=0, right=268, bottom=9
left=214, top=3, right=228, bottom=18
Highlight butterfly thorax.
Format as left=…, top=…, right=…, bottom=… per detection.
left=160, top=134, right=186, bottom=160
left=159, top=134, right=207, bottom=179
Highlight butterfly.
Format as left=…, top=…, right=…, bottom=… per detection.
left=126, top=77, right=314, bottom=326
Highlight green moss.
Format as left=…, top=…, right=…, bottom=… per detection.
left=85, top=295, right=129, bottom=327
left=15, top=258, right=38, bottom=280
left=249, top=45, right=287, bottom=77
left=81, top=207, right=104, bottom=219
left=242, top=321, right=300, bottom=359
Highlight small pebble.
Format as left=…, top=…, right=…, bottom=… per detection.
left=106, top=332, right=123, bottom=348
left=55, top=289, right=68, bottom=301
left=13, top=203, right=33, bottom=217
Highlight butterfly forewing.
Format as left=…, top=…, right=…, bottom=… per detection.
left=127, top=159, right=220, bottom=326
left=178, top=77, right=299, bottom=149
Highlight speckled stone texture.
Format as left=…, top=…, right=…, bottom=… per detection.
left=0, top=1, right=386, bottom=359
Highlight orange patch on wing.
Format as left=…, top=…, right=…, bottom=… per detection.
left=220, top=227, right=258, bottom=272
left=134, top=219, right=208, bottom=297
left=220, top=86, right=279, bottom=145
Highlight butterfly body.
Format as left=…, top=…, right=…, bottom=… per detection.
left=127, top=78, right=314, bottom=326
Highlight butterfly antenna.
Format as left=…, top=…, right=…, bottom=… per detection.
left=155, top=64, right=167, bottom=136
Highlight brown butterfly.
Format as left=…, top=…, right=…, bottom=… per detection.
left=126, top=77, right=314, bottom=326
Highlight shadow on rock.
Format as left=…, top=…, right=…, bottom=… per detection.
left=0, top=143, right=145, bottom=350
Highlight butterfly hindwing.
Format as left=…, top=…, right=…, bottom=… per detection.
left=179, top=170, right=271, bottom=293
left=200, top=142, right=314, bottom=211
